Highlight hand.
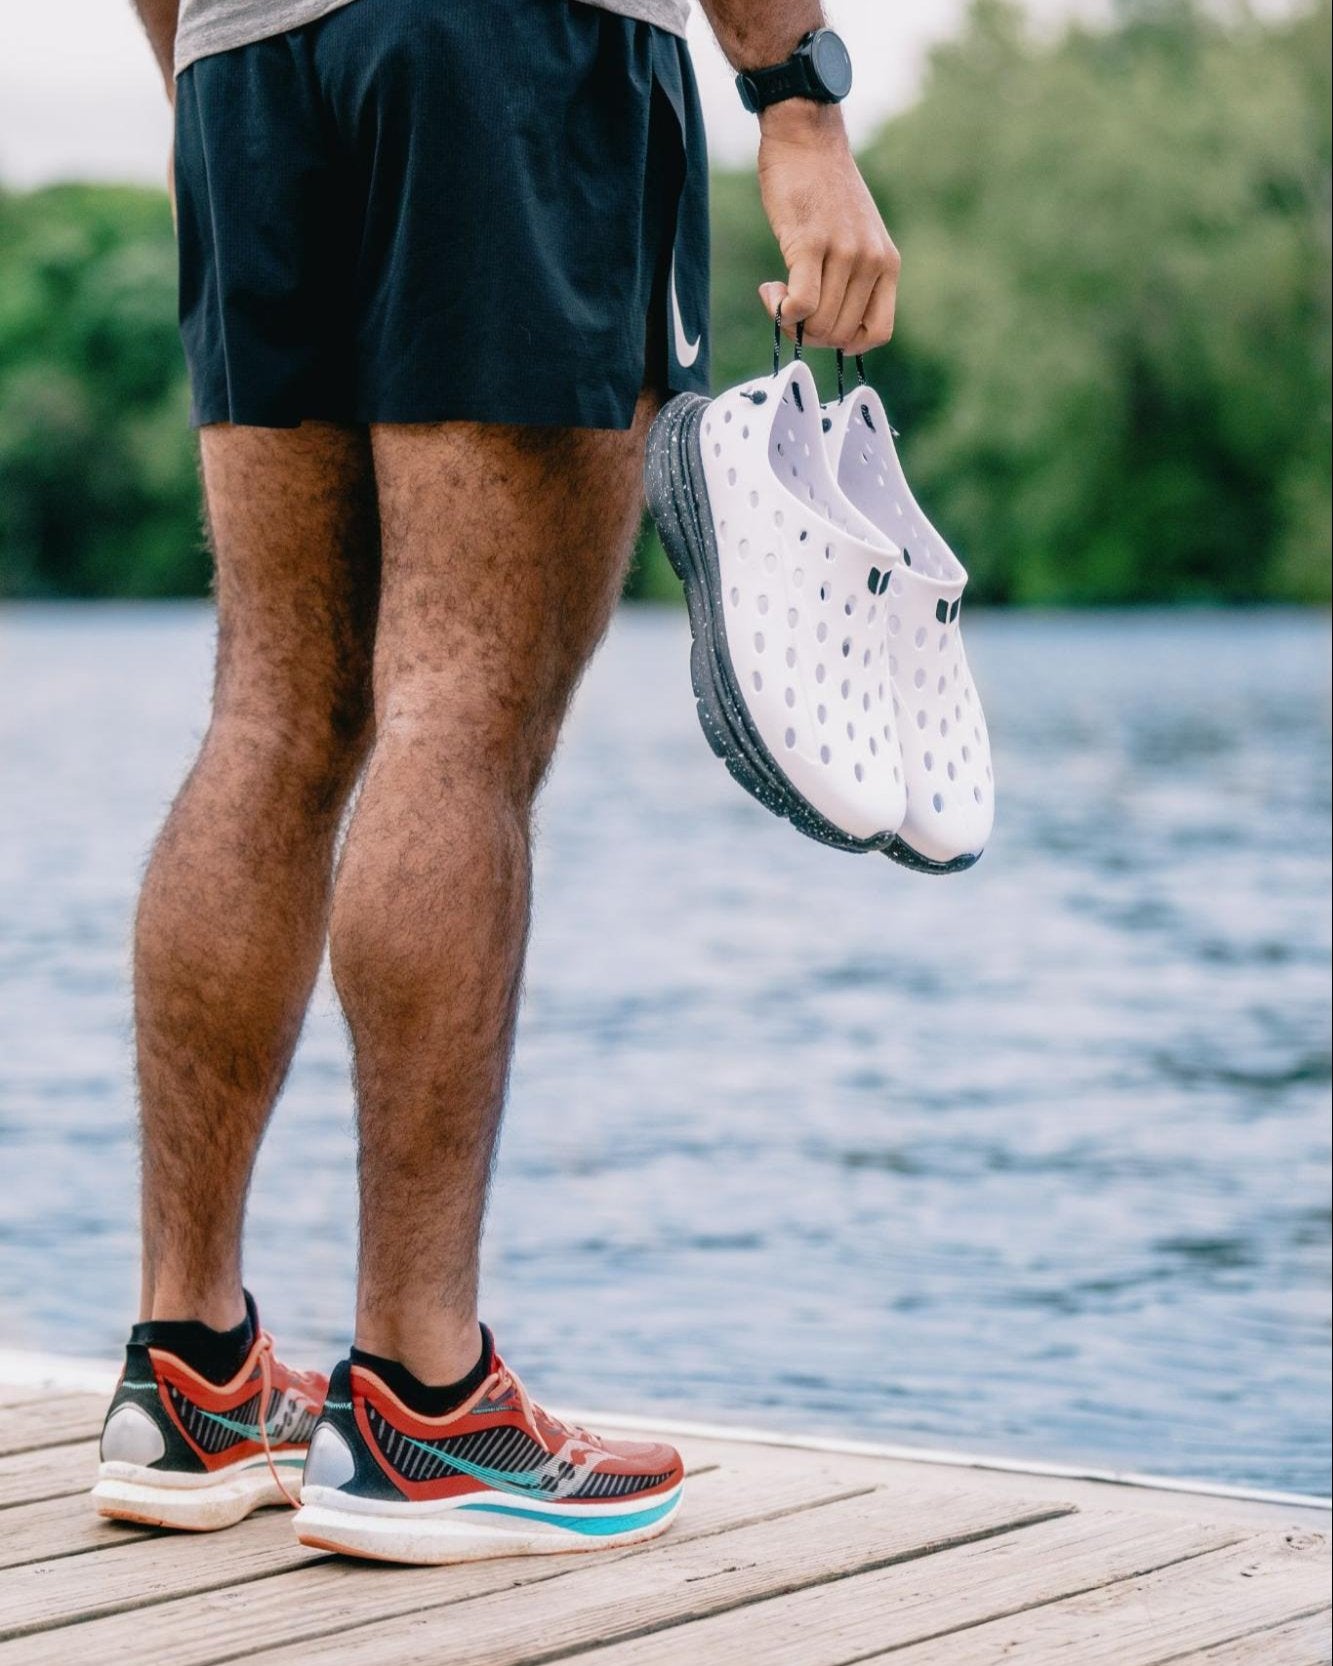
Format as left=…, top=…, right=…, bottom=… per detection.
left=756, top=102, right=900, bottom=353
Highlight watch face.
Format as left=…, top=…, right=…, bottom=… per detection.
left=810, top=29, right=853, bottom=100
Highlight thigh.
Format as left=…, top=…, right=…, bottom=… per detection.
left=368, top=393, right=659, bottom=784
left=201, top=423, right=380, bottom=748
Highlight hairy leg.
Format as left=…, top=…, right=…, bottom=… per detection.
left=331, top=393, right=658, bottom=1381
left=136, top=423, right=380, bottom=1328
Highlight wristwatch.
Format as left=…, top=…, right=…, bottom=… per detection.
left=736, top=28, right=853, bottom=114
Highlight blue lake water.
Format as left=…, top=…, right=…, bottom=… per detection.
left=0, top=603, right=1329, bottom=1497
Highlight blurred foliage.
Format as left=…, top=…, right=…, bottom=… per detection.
left=0, top=185, right=206, bottom=598
left=4, top=0, right=1330, bottom=603
left=682, top=0, right=1333, bottom=605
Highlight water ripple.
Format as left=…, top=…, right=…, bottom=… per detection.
left=0, top=603, right=1328, bottom=1496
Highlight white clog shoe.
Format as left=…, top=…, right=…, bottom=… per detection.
left=646, top=360, right=907, bottom=851
left=822, top=380, right=994, bottom=871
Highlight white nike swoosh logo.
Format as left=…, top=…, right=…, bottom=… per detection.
left=670, top=257, right=700, bottom=370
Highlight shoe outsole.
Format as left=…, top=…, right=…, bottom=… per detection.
left=886, top=839, right=980, bottom=876
left=293, top=1483, right=683, bottom=1566
left=645, top=393, right=978, bottom=875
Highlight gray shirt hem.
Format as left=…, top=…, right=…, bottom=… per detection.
left=175, top=0, right=690, bottom=75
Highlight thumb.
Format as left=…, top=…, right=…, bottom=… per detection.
left=759, top=281, right=787, bottom=320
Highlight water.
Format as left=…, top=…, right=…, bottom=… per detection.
left=0, top=603, right=1329, bottom=1498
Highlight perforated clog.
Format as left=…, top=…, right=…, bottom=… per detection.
left=645, top=360, right=907, bottom=851
left=823, top=383, right=994, bottom=871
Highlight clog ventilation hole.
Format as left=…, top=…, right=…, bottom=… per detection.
left=699, top=376, right=905, bottom=826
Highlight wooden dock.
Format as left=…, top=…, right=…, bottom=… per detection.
left=0, top=1384, right=1327, bottom=1664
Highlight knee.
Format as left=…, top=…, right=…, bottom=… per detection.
left=327, top=708, right=536, bottom=999
left=350, top=699, right=540, bottom=873
left=375, top=666, right=561, bottom=808
left=206, top=685, right=373, bottom=814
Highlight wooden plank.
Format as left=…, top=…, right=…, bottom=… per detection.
left=0, top=1493, right=157, bottom=1570
left=800, top=1453, right=1329, bottom=1533
left=596, top=1432, right=897, bottom=1490
left=0, top=1443, right=96, bottom=1510
left=0, top=1510, right=311, bottom=1643
left=0, top=1450, right=874, bottom=1654
left=205, top=1487, right=1074, bottom=1666
left=0, top=1397, right=106, bottom=1458
left=536, top=1512, right=1242, bottom=1666
left=871, top=1530, right=1331, bottom=1666
left=1168, top=1607, right=1332, bottom=1664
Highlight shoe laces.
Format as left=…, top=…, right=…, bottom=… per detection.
left=451, top=1361, right=596, bottom=1451
left=255, top=1331, right=303, bottom=1509
left=497, top=1364, right=598, bottom=1448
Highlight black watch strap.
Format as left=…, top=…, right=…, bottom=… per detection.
left=738, top=52, right=820, bottom=114
left=737, top=30, right=848, bottom=115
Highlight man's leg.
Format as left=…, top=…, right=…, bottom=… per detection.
left=136, top=423, right=379, bottom=1328
left=328, top=395, right=657, bottom=1384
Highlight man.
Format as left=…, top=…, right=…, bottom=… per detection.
left=94, top=0, right=900, bottom=1563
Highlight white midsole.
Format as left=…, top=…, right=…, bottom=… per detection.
left=296, top=1482, right=671, bottom=1519
left=293, top=1483, right=683, bottom=1565
left=92, top=1451, right=305, bottom=1530
left=96, top=1452, right=305, bottom=1490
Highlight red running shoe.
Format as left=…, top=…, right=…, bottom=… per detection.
left=293, top=1339, right=683, bottom=1564
left=93, top=1300, right=325, bottom=1531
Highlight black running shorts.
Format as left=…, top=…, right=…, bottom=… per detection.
left=173, top=0, right=711, bottom=429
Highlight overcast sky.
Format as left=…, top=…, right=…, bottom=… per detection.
left=0, top=0, right=1099, bottom=187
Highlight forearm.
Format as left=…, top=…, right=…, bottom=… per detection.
left=701, top=0, right=899, bottom=351
left=132, top=0, right=180, bottom=100
left=697, top=0, right=848, bottom=146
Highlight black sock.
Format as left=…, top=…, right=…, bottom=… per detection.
left=350, top=1325, right=494, bottom=1417
left=131, top=1290, right=258, bottom=1386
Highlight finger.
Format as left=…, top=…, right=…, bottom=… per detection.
left=801, top=247, right=854, bottom=347
left=778, top=250, right=822, bottom=332
left=848, top=272, right=898, bottom=354
left=828, top=260, right=881, bottom=353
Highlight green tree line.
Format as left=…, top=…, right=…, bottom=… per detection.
left=1, top=0, right=1328, bottom=603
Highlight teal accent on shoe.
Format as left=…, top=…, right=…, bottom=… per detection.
left=455, top=1489, right=679, bottom=1536
left=196, top=1405, right=312, bottom=1444
left=393, top=1431, right=552, bottom=1496
left=194, top=1407, right=272, bottom=1441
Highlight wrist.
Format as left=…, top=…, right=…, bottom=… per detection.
left=758, top=99, right=848, bottom=146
